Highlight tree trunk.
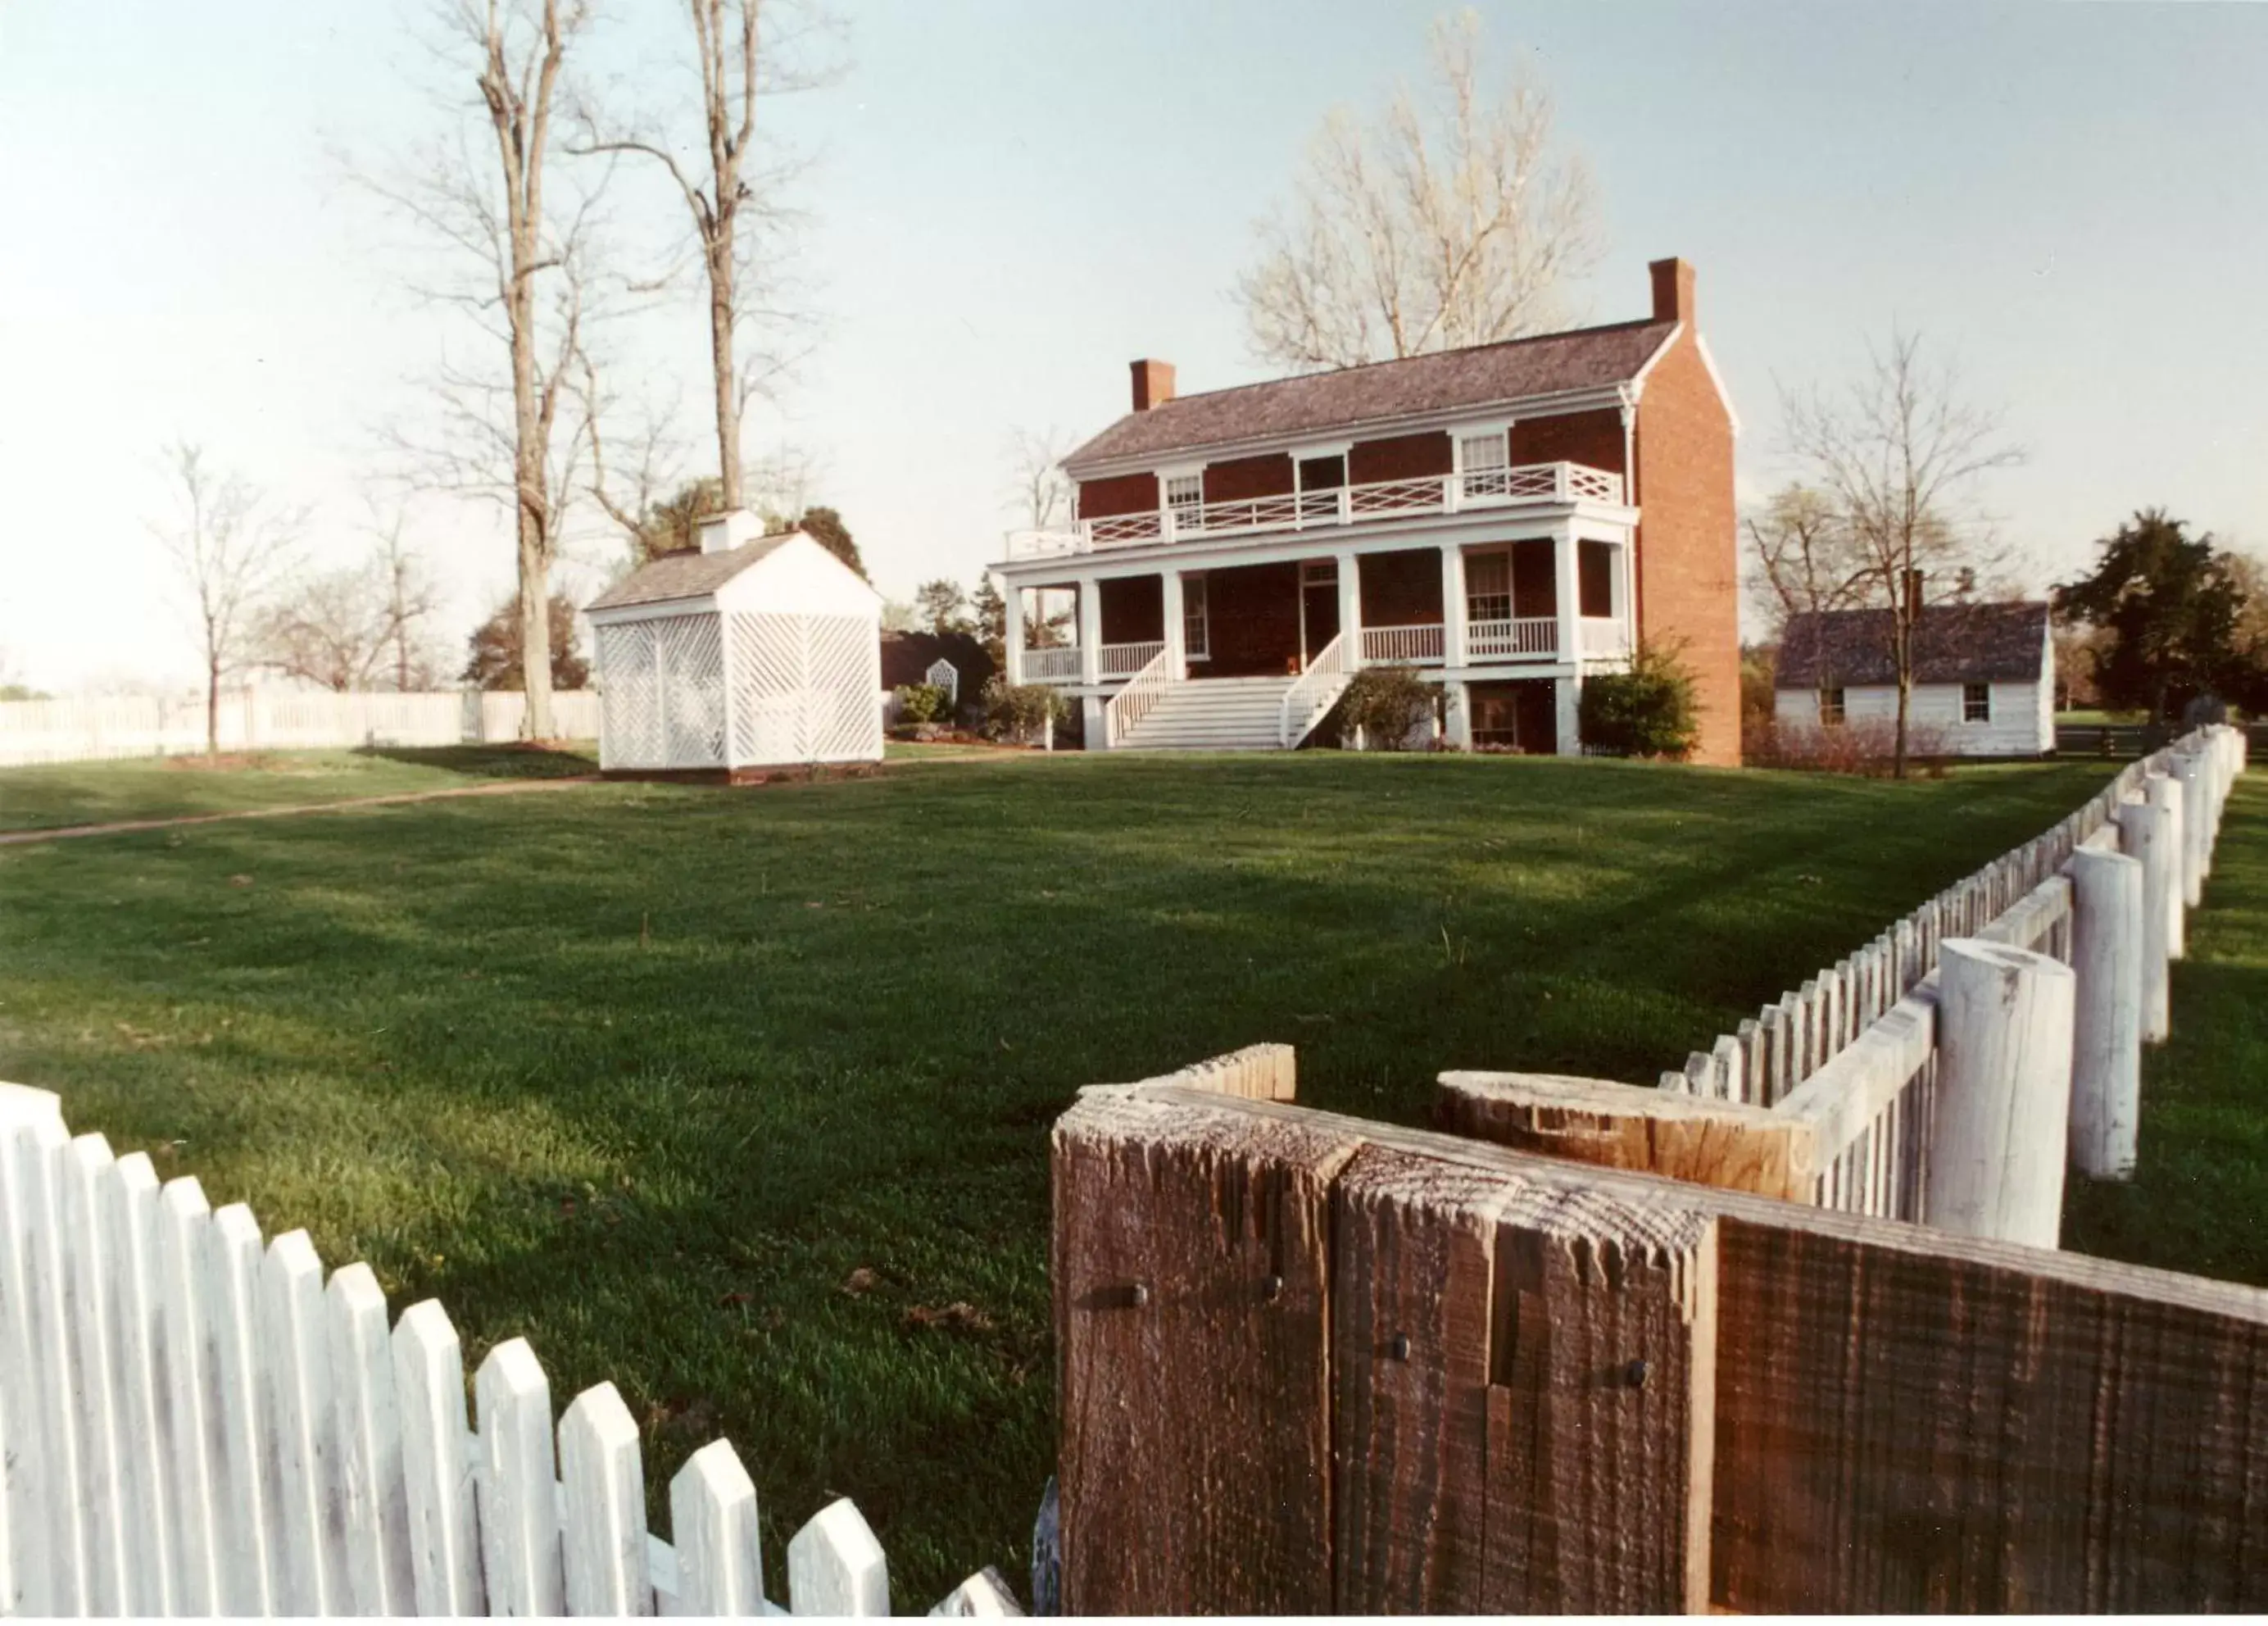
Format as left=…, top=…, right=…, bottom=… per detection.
left=206, top=649, right=221, bottom=756
left=510, top=251, right=555, bottom=741
left=709, top=238, right=742, bottom=512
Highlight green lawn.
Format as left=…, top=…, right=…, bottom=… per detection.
left=0, top=743, right=598, bottom=833
left=2066, top=770, right=2268, bottom=1282
left=0, top=748, right=2121, bottom=1602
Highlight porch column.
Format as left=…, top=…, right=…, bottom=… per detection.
left=1160, top=570, right=1186, bottom=678
left=1555, top=676, right=1581, bottom=757
left=1003, top=577, right=1026, bottom=684
left=1554, top=524, right=1580, bottom=664
left=1077, top=577, right=1102, bottom=685
left=1445, top=679, right=1472, bottom=749
left=1440, top=545, right=1468, bottom=669
left=1336, top=549, right=1363, bottom=667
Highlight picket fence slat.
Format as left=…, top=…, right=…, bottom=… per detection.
left=266, top=1229, right=351, bottom=1615
left=0, top=1088, right=66, bottom=1616
left=104, top=1151, right=175, bottom=1616
left=328, top=1262, right=418, bottom=1615
left=787, top=1497, right=891, bottom=1615
left=560, top=1381, right=653, bottom=1617
left=211, top=1201, right=281, bottom=1614
left=24, top=1114, right=90, bottom=1615
left=63, top=1135, right=130, bottom=1615
left=477, top=1337, right=566, bottom=1617
left=669, top=1440, right=765, bottom=1616
left=157, top=1178, right=221, bottom=1615
left=395, top=1300, right=486, bottom=1616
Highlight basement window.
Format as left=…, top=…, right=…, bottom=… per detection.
left=1963, top=683, right=1992, bottom=723
left=1819, top=688, right=1847, bottom=728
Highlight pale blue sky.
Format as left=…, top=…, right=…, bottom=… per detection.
left=2, top=1, right=2264, bottom=689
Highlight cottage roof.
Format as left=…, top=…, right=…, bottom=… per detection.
left=1063, top=320, right=1679, bottom=473
left=586, top=533, right=799, bottom=613
left=1777, top=602, right=2050, bottom=688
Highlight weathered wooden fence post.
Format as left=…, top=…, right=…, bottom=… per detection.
left=2069, top=847, right=2143, bottom=1180
left=1926, top=939, right=2076, bottom=1247
left=2116, top=796, right=2177, bottom=1044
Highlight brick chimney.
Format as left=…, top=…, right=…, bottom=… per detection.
left=1649, top=257, right=1696, bottom=325
left=1130, top=358, right=1176, bottom=413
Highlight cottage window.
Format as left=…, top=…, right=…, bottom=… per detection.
left=1819, top=687, right=1847, bottom=728
left=1963, top=682, right=1992, bottom=723
left=1465, top=551, right=1513, bottom=623
left=1182, top=575, right=1209, bottom=660
left=1163, top=474, right=1204, bottom=529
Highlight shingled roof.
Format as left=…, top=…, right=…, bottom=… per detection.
left=1063, top=319, right=1679, bottom=472
left=1776, top=602, right=2050, bottom=688
left=586, top=533, right=798, bottom=613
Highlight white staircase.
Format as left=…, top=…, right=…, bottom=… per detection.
left=1116, top=676, right=1304, bottom=751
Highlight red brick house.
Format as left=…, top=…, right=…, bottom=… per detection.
left=991, top=257, right=1741, bottom=764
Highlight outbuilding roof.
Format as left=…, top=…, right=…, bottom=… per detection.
left=1063, top=319, right=1679, bottom=473
left=1776, top=602, right=2051, bottom=688
left=586, top=533, right=799, bottom=613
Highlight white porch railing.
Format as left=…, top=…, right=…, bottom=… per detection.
left=1098, top=640, right=1166, bottom=679
left=1020, top=646, right=1080, bottom=684
left=1360, top=624, right=1445, bottom=665
left=1581, top=616, right=1634, bottom=659
left=1104, top=645, right=1175, bottom=747
left=1000, top=460, right=1627, bottom=559
left=1278, top=632, right=1352, bottom=748
left=1467, top=617, right=1558, bottom=660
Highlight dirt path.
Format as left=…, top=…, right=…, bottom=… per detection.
left=0, top=776, right=602, bottom=847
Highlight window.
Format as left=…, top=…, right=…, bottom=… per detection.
left=1819, top=687, right=1847, bottom=728
left=1963, top=682, right=1991, bottom=724
left=1163, top=474, right=1204, bottom=529
left=1458, top=430, right=1509, bottom=498
left=1465, top=551, right=1512, bottom=623
left=1182, top=575, right=1209, bottom=660
left=1577, top=540, right=1616, bottom=618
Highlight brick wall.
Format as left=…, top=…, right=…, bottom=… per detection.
left=1349, top=432, right=1453, bottom=484
left=1359, top=549, right=1443, bottom=626
left=1204, top=561, right=1301, bottom=676
left=1204, top=454, right=1295, bottom=503
left=1077, top=472, right=1157, bottom=521
left=1632, top=334, right=1740, bottom=765
left=1508, top=408, right=1626, bottom=474
left=1099, top=576, right=1164, bottom=644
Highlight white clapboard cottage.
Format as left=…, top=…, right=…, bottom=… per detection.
left=586, top=511, right=882, bottom=779
left=1774, top=602, right=2055, bottom=757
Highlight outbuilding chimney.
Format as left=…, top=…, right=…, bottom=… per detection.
left=1131, top=358, right=1177, bottom=413
left=1649, top=257, right=1696, bottom=325
left=696, top=509, right=762, bottom=556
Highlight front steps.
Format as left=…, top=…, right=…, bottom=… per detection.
left=1116, top=676, right=1334, bottom=751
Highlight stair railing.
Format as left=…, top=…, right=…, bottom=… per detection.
left=1103, top=643, right=1177, bottom=747
left=1278, top=631, right=1352, bottom=747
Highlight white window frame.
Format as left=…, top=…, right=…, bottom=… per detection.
left=1962, top=682, right=1992, bottom=724
left=1819, top=687, right=1847, bottom=728
left=1449, top=420, right=1515, bottom=474
left=1465, top=547, right=1513, bottom=623
left=1159, top=470, right=1204, bottom=533
left=1182, top=573, right=1210, bottom=661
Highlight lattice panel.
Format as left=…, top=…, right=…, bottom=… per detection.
left=726, top=613, right=881, bottom=767
left=595, top=620, right=661, bottom=770
left=658, top=614, right=727, bottom=769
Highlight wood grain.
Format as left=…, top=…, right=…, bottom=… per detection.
left=1052, top=1088, right=1359, bottom=1615
left=1437, top=1071, right=1816, bottom=1203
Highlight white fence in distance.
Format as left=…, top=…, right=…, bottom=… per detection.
left=0, top=1087, right=1022, bottom=1617
left=0, top=690, right=604, bottom=768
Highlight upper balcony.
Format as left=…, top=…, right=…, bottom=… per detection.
left=1003, top=460, right=1626, bottom=562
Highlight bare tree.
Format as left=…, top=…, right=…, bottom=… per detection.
left=353, top=0, right=598, bottom=739
left=1744, top=484, right=1870, bottom=642
left=576, top=343, right=684, bottom=561
left=1004, top=426, right=1075, bottom=530
left=1781, top=327, right=2022, bottom=776
left=1236, top=10, right=1604, bottom=372
left=369, top=507, right=448, bottom=688
left=574, top=2, right=832, bottom=511
left=152, top=443, right=302, bottom=753
left=257, top=572, right=389, bottom=692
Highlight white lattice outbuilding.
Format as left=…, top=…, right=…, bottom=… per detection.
left=586, top=511, right=883, bottom=778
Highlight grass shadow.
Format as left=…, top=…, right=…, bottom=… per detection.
left=355, top=743, right=600, bottom=779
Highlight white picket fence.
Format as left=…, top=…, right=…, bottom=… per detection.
left=0, top=1088, right=1021, bottom=1618
left=0, top=691, right=604, bottom=768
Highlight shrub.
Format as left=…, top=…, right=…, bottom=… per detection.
left=1332, top=665, right=1437, bottom=750
left=895, top=683, right=948, bottom=725
left=1578, top=643, right=1700, bottom=760
left=1746, top=716, right=1953, bottom=777
left=981, top=678, right=1069, bottom=745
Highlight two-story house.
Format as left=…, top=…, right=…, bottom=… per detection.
left=991, top=257, right=1741, bottom=764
